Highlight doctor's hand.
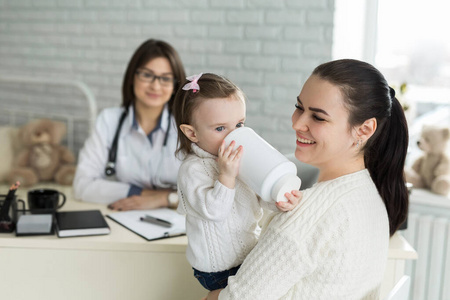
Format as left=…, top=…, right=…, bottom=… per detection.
left=276, top=189, right=302, bottom=212
left=107, top=189, right=172, bottom=211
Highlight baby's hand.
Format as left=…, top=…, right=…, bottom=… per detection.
left=276, top=190, right=302, bottom=212
left=217, top=140, right=242, bottom=189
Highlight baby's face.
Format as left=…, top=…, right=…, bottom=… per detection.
left=191, top=96, right=246, bottom=155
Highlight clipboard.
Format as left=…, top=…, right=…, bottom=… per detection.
left=107, top=208, right=186, bottom=241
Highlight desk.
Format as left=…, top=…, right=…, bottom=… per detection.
left=0, top=184, right=417, bottom=300
left=0, top=184, right=206, bottom=300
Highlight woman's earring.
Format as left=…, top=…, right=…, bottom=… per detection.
left=356, top=139, right=361, bottom=149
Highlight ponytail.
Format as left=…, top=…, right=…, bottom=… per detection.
left=365, top=96, right=409, bottom=236
left=313, top=59, right=409, bottom=237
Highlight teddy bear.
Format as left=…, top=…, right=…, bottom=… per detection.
left=405, top=124, right=450, bottom=196
left=7, top=119, right=77, bottom=187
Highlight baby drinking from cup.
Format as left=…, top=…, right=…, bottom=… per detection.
left=172, top=73, right=301, bottom=291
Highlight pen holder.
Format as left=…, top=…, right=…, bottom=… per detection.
left=0, top=195, right=25, bottom=233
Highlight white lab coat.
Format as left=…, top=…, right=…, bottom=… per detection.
left=73, top=105, right=181, bottom=204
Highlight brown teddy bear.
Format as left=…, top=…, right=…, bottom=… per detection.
left=405, top=125, right=450, bottom=196
left=7, top=119, right=77, bottom=187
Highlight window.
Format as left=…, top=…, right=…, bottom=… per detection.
left=333, top=0, right=450, bottom=110
left=376, top=0, right=450, bottom=108
left=333, top=0, right=450, bottom=161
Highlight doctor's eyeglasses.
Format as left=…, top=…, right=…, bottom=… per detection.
left=135, top=70, right=176, bottom=87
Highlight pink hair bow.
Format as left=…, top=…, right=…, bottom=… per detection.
left=182, top=73, right=203, bottom=93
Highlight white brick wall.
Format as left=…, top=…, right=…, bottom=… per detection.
left=0, top=0, right=335, bottom=154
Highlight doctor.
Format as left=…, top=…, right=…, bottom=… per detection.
left=73, top=39, right=186, bottom=211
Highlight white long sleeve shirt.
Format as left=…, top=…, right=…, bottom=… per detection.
left=177, top=144, right=277, bottom=273
left=219, top=169, right=389, bottom=300
left=73, top=105, right=181, bottom=204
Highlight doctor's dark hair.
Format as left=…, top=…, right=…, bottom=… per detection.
left=172, top=73, right=246, bottom=156
left=313, top=59, right=409, bottom=237
left=122, top=39, right=186, bottom=113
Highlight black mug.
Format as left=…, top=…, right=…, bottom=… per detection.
left=28, top=189, right=66, bottom=213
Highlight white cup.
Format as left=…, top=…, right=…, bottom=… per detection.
left=224, top=127, right=301, bottom=202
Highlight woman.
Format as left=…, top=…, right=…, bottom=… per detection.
left=73, top=39, right=186, bottom=210
left=205, top=59, right=409, bottom=299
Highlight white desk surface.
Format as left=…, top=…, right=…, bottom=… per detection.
left=0, top=183, right=188, bottom=252
left=0, top=183, right=417, bottom=259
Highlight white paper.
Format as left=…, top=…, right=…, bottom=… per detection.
left=107, top=208, right=185, bottom=241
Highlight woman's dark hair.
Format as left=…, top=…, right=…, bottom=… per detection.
left=313, top=59, right=409, bottom=236
left=122, top=39, right=186, bottom=113
left=172, top=73, right=245, bottom=156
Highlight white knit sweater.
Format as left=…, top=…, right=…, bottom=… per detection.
left=177, top=144, right=277, bottom=272
left=219, top=169, right=390, bottom=300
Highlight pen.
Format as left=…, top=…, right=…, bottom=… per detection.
left=140, top=214, right=173, bottom=228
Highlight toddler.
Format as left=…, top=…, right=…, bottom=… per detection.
left=172, top=73, right=301, bottom=291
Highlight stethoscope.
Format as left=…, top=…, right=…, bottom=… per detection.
left=104, top=110, right=171, bottom=177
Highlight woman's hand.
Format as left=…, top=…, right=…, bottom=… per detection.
left=107, top=189, right=172, bottom=211
left=217, top=140, right=243, bottom=189
left=202, top=289, right=223, bottom=300
left=276, top=189, right=302, bottom=212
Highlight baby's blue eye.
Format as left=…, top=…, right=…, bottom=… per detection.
left=215, top=126, right=225, bottom=132
left=236, top=122, right=244, bottom=128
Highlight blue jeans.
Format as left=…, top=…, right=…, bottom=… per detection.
left=193, top=265, right=241, bottom=291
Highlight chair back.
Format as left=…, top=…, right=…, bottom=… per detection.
left=383, top=275, right=411, bottom=300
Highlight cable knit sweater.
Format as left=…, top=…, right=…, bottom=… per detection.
left=177, top=144, right=277, bottom=273
left=219, top=169, right=389, bottom=300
